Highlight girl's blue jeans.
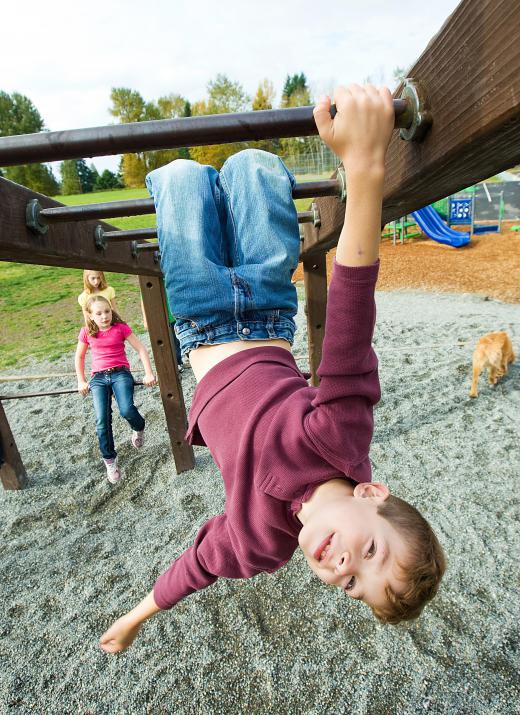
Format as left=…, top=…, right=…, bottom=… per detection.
left=146, top=149, right=300, bottom=356
left=89, top=368, right=145, bottom=460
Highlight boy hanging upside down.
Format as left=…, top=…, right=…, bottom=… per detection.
left=100, top=84, right=445, bottom=654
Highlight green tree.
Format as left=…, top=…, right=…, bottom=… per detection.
left=60, top=160, right=82, bottom=194
left=190, top=75, right=251, bottom=169
left=109, top=87, right=189, bottom=186
left=0, top=91, right=60, bottom=194
left=94, top=169, right=122, bottom=190
left=281, top=73, right=311, bottom=108
left=279, top=73, right=317, bottom=159
left=77, top=159, right=98, bottom=193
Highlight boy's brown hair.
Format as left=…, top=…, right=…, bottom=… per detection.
left=85, top=295, right=125, bottom=337
left=373, top=495, right=446, bottom=625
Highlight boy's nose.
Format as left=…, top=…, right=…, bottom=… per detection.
left=336, top=551, right=353, bottom=575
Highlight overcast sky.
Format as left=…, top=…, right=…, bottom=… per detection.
left=2, top=0, right=461, bottom=174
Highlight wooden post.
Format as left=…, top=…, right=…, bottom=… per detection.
left=0, top=401, right=27, bottom=490
left=303, top=253, right=328, bottom=387
left=139, top=276, right=195, bottom=474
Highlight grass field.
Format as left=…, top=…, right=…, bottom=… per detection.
left=0, top=177, right=326, bottom=371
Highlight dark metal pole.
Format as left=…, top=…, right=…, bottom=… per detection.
left=103, top=208, right=318, bottom=245
left=31, top=178, right=340, bottom=226
left=0, top=100, right=410, bottom=166
left=0, top=383, right=144, bottom=400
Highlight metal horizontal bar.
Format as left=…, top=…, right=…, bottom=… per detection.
left=0, top=383, right=144, bottom=400
left=135, top=242, right=158, bottom=251
left=103, top=227, right=158, bottom=242
left=103, top=209, right=318, bottom=244
left=0, top=101, right=409, bottom=166
left=37, top=178, right=340, bottom=224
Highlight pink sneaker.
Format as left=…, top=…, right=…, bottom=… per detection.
left=104, top=458, right=122, bottom=484
left=131, top=430, right=145, bottom=449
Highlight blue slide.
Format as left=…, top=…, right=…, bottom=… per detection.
left=411, top=205, right=471, bottom=247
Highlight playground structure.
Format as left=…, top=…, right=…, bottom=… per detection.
left=384, top=185, right=506, bottom=247
left=1, top=0, right=519, bottom=491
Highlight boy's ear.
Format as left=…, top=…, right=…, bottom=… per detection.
left=353, top=482, right=390, bottom=501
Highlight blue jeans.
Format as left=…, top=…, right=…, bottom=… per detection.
left=146, top=149, right=300, bottom=356
left=170, top=321, right=183, bottom=365
left=89, top=368, right=145, bottom=460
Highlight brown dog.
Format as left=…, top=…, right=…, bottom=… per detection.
left=469, top=331, right=515, bottom=398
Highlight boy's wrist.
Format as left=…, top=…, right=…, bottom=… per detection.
left=341, top=158, right=385, bottom=181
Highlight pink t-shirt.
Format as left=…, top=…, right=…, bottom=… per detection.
left=78, top=323, right=132, bottom=374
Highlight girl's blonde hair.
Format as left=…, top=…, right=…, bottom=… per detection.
left=85, top=295, right=125, bottom=337
left=83, top=269, right=108, bottom=293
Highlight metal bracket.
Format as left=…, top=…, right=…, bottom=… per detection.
left=26, top=199, right=48, bottom=235
left=94, top=225, right=107, bottom=251
left=336, top=166, right=347, bottom=203
left=311, top=202, right=321, bottom=228
left=131, top=240, right=138, bottom=259
left=399, top=78, right=433, bottom=142
left=153, top=250, right=160, bottom=264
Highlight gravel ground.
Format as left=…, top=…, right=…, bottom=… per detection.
left=0, top=289, right=519, bottom=714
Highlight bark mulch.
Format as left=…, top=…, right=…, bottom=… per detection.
left=293, top=221, right=520, bottom=303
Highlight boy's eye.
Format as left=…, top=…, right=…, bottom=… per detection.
left=366, top=541, right=376, bottom=559
left=345, top=576, right=356, bottom=592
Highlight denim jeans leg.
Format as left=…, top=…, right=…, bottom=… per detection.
left=90, top=374, right=116, bottom=460
left=111, top=370, right=145, bottom=432
left=146, top=160, right=235, bottom=328
left=219, top=149, right=300, bottom=318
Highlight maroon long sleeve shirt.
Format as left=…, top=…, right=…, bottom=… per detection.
left=154, top=260, right=381, bottom=609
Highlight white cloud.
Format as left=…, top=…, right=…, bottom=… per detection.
left=2, top=0, right=460, bottom=173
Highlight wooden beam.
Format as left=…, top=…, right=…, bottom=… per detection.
left=302, top=0, right=520, bottom=257
left=0, top=402, right=27, bottom=490
left=302, top=249, right=328, bottom=386
left=139, top=276, right=195, bottom=474
left=0, top=177, right=161, bottom=275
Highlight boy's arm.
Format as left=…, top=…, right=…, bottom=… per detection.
left=125, top=332, right=157, bottom=386
left=75, top=341, right=90, bottom=395
left=301, top=86, right=394, bottom=480
left=99, top=590, right=161, bottom=654
left=99, top=513, right=270, bottom=653
left=313, top=84, right=394, bottom=267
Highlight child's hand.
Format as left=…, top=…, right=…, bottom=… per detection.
left=143, top=372, right=157, bottom=387
left=99, top=614, right=142, bottom=654
left=77, top=380, right=90, bottom=396
left=313, top=84, right=395, bottom=174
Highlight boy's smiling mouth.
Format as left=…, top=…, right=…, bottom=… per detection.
left=314, top=534, right=334, bottom=563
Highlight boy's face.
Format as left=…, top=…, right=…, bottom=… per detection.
left=298, top=483, right=409, bottom=612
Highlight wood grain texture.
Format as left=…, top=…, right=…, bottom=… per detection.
left=0, top=177, right=161, bottom=276
left=0, top=402, right=27, bottom=490
left=139, top=276, right=195, bottom=474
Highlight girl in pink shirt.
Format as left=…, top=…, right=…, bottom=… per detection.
left=75, top=295, right=157, bottom=484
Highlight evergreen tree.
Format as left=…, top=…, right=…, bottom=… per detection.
left=279, top=73, right=316, bottom=158
left=0, top=90, right=60, bottom=194
left=94, top=169, right=122, bottom=190
left=77, top=159, right=97, bottom=193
